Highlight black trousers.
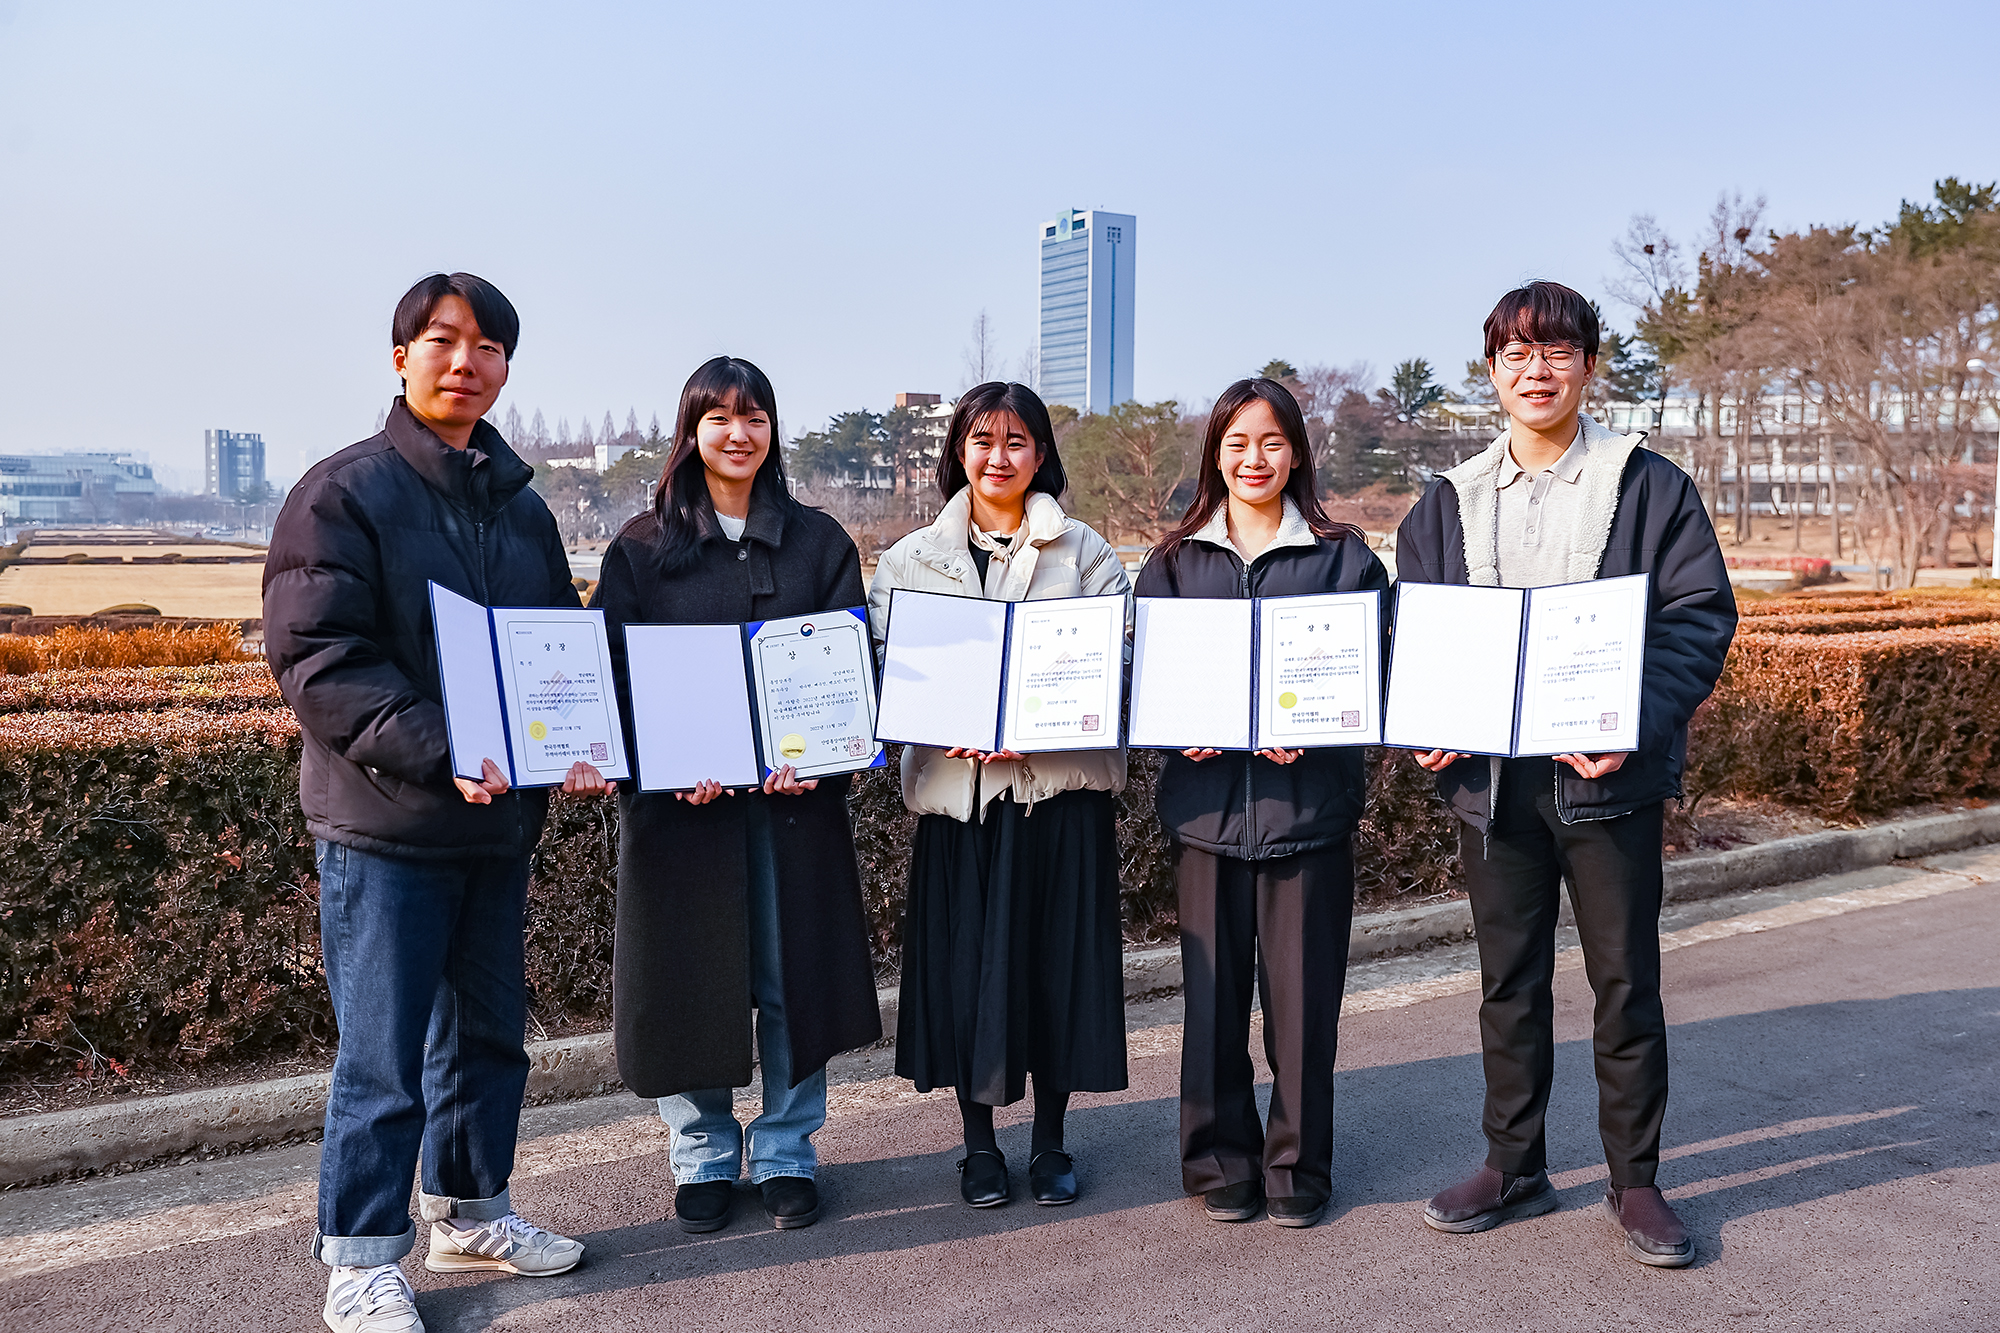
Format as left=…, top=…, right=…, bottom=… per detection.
left=1461, top=757, right=1668, bottom=1188
left=1176, top=840, right=1354, bottom=1202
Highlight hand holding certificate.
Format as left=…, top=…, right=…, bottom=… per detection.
left=1383, top=574, right=1649, bottom=758
left=876, top=589, right=1126, bottom=754
left=624, top=608, right=885, bottom=793
left=429, top=582, right=631, bottom=788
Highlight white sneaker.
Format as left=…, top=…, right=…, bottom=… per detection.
left=424, top=1211, right=584, bottom=1277
left=323, top=1264, right=423, bottom=1333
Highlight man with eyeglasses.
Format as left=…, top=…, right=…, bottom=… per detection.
left=1394, top=280, right=1736, bottom=1267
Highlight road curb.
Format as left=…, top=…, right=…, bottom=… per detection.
left=5, top=805, right=1995, bottom=1188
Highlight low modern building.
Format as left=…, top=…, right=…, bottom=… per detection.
left=1038, top=208, right=1136, bottom=415
left=0, top=452, right=159, bottom=525
left=204, top=429, right=266, bottom=499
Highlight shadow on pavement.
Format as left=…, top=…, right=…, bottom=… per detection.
left=413, top=985, right=1998, bottom=1326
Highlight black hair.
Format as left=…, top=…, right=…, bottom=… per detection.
left=1482, top=280, right=1600, bottom=361
left=392, top=272, right=520, bottom=361
left=1151, top=378, right=1362, bottom=568
left=645, top=356, right=801, bottom=573
left=935, top=381, right=1068, bottom=501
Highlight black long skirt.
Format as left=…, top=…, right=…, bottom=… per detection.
left=895, top=788, right=1129, bottom=1106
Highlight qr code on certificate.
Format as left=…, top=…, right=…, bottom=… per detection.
left=1081, top=715, right=1100, bottom=733
left=1341, top=710, right=1361, bottom=728
left=1599, top=712, right=1618, bottom=731
left=589, top=742, right=609, bottom=761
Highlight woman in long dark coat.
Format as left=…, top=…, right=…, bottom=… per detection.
left=592, top=356, right=880, bottom=1236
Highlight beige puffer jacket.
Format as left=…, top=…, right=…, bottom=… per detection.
left=867, top=488, right=1131, bottom=820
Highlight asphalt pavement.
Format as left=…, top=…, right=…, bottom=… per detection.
left=2, top=850, right=1995, bottom=1332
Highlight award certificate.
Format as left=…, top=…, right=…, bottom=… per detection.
left=999, top=596, right=1124, bottom=753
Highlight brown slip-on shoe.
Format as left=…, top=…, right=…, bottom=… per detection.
left=1422, top=1165, right=1559, bottom=1233
left=1605, top=1185, right=1694, bottom=1267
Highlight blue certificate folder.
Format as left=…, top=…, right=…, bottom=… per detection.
left=1380, top=574, right=1650, bottom=758
left=428, top=581, right=631, bottom=787
left=623, top=606, right=886, bottom=793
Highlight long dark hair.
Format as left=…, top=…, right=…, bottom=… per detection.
left=644, top=356, right=800, bottom=572
left=935, top=381, right=1068, bottom=501
left=1151, top=377, right=1362, bottom=567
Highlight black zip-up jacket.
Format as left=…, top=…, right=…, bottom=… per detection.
left=1395, top=445, right=1737, bottom=829
left=1134, top=522, right=1390, bottom=859
left=263, top=398, right=578, bottom=859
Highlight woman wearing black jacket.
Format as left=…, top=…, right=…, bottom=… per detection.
left=1134, top=378, right=1388, bottom=1230
left=591, top=357, right=881, bottom=1237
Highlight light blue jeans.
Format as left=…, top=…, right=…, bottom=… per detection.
left=659, top=799, right=827, bottom=1184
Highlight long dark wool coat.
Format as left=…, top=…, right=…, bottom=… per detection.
left=591, top=500, right=882, bottom=1099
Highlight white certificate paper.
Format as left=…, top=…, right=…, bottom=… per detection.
left=1515, top=573, right=1647, bottom=755
left=875, top=590, right=1009, bottom=751
left=432, top=583, right=510, bottom=782
left=493, top=608, right=629, bottom=782
left=748, top=610, right=883, bottom=779
left=1000, top=595, right=1124, bottom=753
left=1256, top=591, right=1382, bottom=747
left=1382, top=582, right=1525, bottom=756
left=1129, top=598, right=1253, bottom=750
left=624, top=623, right=760, bottom=791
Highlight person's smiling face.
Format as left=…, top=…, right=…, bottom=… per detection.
left=962, top=410, right=1040, bottom=511
left=695, top=393, right=773, bottom=490
left=1490, top=341, right=1594, bottom=434
left=1218, top=398, right=1293, bottom=506
left=393, top=295, right=509, bottom=438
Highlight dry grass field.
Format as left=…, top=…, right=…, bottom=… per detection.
left=0, top=564, right=266, bottom=617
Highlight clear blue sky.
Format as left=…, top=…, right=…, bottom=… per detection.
left=1, top=0, right=1993, bottom=489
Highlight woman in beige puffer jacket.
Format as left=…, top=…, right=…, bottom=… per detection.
left=866, top=381, right=1131, bottom=1211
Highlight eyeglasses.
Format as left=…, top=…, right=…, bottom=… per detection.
left=1497, top=342, right=1583, bottom=371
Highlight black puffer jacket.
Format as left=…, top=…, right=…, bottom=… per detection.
left=263, top=398, right=577, bottom=859
left=1395, top=444, right=1736, bottom=828
left=1134, top=514, right=1389, bottom=859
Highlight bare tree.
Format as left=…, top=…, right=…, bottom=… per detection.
left=962, top=310, right=999, bottom=387
left=1013, top=338, right=1040, bottom=390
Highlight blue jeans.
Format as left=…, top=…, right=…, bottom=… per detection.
left=312, top=840, right=531, bottom=1267
left=659, top=800, right=827, bottom=1183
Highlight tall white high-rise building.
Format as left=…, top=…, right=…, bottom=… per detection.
left=1038, top=208, right=1135, bottom=415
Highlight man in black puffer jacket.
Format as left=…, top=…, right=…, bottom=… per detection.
left=1397, top=281, right=1735, bottom=1270
left=265, top=273, right=607, bottom=1332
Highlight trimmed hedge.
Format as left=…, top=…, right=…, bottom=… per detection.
left=8, top=607, right=2000, bottom=1074
left=1684, top=622, right=2000, bottom=815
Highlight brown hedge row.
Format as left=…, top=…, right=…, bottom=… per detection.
left=10, top=612, right=1999, bottom=1075
left=0, top=682, right=1456, bottom=1073
left=1684, top=622, right=2000, bottom=815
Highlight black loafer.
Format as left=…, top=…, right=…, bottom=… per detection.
left=674, top=1179, right=734, bottom=1233
left=1267, top=1194, right=1327, bottom=1228
left=759, top=1175, right=821, bottom=1230
left=1028, top=1150, right=1078, bottom=1206
left=1201, top=1180, right=1263, bottom=1222
left=957, top=1149, right=1010, bottom=1207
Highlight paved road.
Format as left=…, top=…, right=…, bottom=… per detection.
left=3, top=851, right=1996, bottom=1331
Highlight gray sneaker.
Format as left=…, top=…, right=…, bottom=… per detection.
left=323, top=1264, right=423, bottom=1333
left=424, top=1212, right=584, bottom=1277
